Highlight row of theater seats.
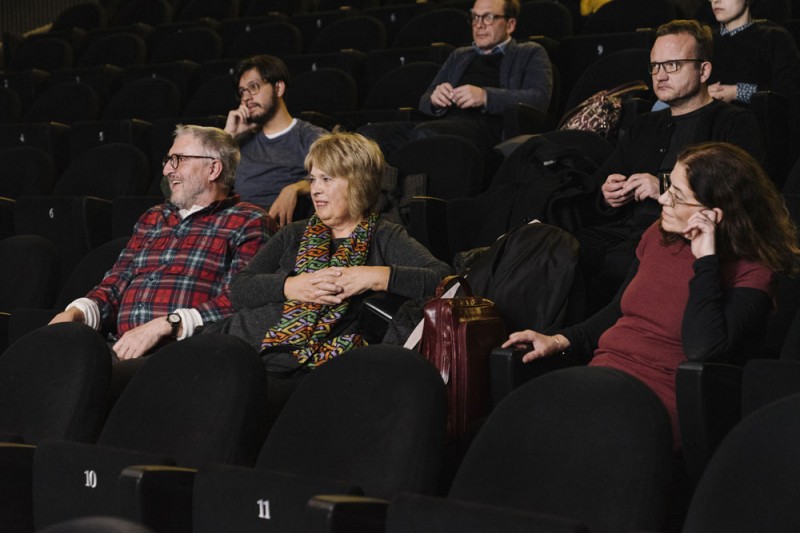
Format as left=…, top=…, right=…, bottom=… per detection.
left=3, top=324, right=800, bottom=532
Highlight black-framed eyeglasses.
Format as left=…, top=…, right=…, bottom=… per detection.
left=237, top=79, right=265, bottom=99
left=648, top=59, right=705, bottom=75
left=161, top=154, right=216, bottom=169
left=470, top=12, right=506, bottom=25
left=664, top=186, right=704, bottom=208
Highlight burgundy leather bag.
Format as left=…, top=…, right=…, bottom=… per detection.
left=420, top=275, right=506, bottom=440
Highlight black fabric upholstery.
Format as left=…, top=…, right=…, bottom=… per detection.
left=562, top=49, right=653, bottom=112
left=448, top=366, right=673, bottom=533
left=0, top=121, right=71, bottom=174
left=14, top=196, right=113, bottom=284
left=0, top=146, right=55, bottom=198
left=177, top=0, right=240, bottom=22
left=362, top=61, right=441, bottom=111
left=0, top=235, right=60, bottom=312
left=54, top=143, right=149, bottom=199
left=10, top=37, right=74, bottom=72
left=110, top=0, right=172, bottom=27
left=386, top=493, right=589, bottom=533
left=515, top=1, right=573, bottom=41
left=0, top=323, right=111, bottom=444
left=289, top=68, right=358, bottom=115
left=742, top=358, right=800, bottom=417
left=148, top=26, right=223, bottom=64
left=308, top=15, right=387, bottom=54
left=555, top=31, right=653, bottom=116
left=365, top=44, right=454, bottom=90
left=393, top=8, right=472, bottom=49
left=103, top=77, right=181, bottom=121
left=5, top=236, right=127, bottom=349
left=23, top=82, right=101, bottom=124
left=256, top=345, right=447, bottom=499
left=51, top=3, right=109, bottom=32
left=226, top=21, right=303, bottom=58
left=582, top=0, right=677, bottom=35
left=111, top=197, right=162, bottom=238
left=40, top=516, right=155, bottom=532
left=98, top=333, right=268, bottom=468
left=0, top=86, right=22, bottom=124
left=77, top=33, right=147, bottom=68
left=182, top=75, right=238, bottom=117
left=683, top=392, right=800, bottom=532
left=387, top=134, right=485, bottom=200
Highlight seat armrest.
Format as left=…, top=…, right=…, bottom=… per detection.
left=489, top=347, right=583, bottom=406
left=306, top=495, right=389, bottom=533
left=408, top=196, right=450, bottom=262
left=360, top=292, right=410, bottom=344
left=676, top=361, right=744, bottom=487
left=0, top=443, right=37, bottom=531
left=118, top=465, right=196, bottom=533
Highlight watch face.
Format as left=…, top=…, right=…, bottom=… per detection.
left=168, top=313, right=180, bottom=324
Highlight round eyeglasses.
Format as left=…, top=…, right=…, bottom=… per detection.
left=162, top=154, right=216, bottom=169
left=664, top=187, right=704, bottom=208
left=237, top=80, right=264, bottom=99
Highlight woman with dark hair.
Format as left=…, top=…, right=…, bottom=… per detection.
left=707, top=0, right=800, bottom=104
left=503, top=142, right=800, bottom=445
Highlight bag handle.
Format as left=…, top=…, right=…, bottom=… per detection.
left=435, top=274, right=473, bottom=297
left=404, top=275, right=467, bottom=350
left=607, top=80, right=649, bottom=98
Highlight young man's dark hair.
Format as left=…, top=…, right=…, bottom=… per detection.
left=234, top=54, right=291, bottom=92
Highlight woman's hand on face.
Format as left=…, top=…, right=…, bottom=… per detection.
left=501, top=330, right=569, bottom=363
left=683, top=207, right=723, bottom=259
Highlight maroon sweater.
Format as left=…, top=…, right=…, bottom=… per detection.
left=564, top=223, right=774, bottom=445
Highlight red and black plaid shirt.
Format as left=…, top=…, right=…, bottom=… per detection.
left=87, top=196, right=272, bottom=336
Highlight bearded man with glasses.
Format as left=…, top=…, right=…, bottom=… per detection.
left=225, top=55, right=327, bottom=227
left=49, top=125, right=271, bottom=362
left=577, top=19, right=765, bottom=316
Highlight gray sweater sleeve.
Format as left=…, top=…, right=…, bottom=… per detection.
left=229, top=219, right=452, bottom=309
left=229, top=221, right=304, bottom=309
left=369, top=220, right=453, bottom=298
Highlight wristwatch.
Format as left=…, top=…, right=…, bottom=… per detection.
left=166, top=312, right=181, bottom=339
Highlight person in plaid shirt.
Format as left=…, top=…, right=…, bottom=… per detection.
left=49, top=124, right=272, bottom=360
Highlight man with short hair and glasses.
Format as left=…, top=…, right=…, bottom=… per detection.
left=225, top=55, right=327, bottom=226
left=416, top=0, right=551, bottom=149
left=577, top=19, right=765, bottom=314
left=360, top=0, right=551, bottom=157
left=50, top=125, right=272, bottom=361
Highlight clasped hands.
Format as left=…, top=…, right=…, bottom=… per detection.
left=430, top=82, right=487, bottom=110
left=602, top=173, right=660, bottom=208
left=285, top=266, right=390, bottom=305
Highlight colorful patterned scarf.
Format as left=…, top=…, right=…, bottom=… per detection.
left=260, top=213, right=378, bottom=369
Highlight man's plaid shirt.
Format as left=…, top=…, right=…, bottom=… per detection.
left=86, top=196, right=272, bottom=335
